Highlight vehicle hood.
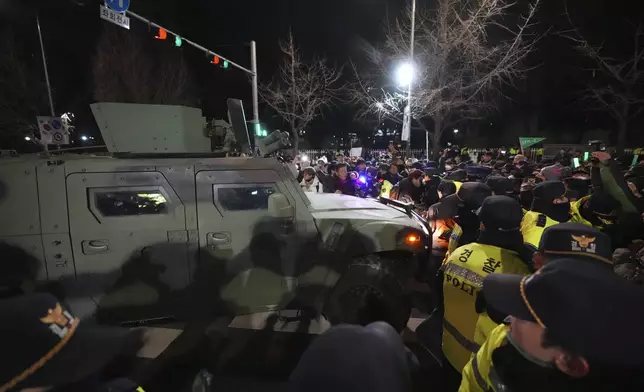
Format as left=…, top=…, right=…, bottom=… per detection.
left=306, top=193, right=410, bottom=222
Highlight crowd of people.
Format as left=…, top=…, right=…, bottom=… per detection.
left=1, top=142, right=644, bottom=391
left=289, top=141, right=644, bottom=391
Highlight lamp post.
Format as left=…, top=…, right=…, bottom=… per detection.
left=397, top=0, right=416, bottom=158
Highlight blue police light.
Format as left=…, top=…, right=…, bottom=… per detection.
left=359, top=176, right=367, bottom=184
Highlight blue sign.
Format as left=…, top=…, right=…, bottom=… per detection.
left=105, top=0, right=129, bottom=12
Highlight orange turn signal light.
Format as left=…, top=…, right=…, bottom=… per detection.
left=405, top=234, right=421, bottom=245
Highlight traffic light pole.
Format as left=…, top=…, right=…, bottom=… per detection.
left=125, top=10, right=259, bottom=134
left=250, top=41, right=259, bottom=137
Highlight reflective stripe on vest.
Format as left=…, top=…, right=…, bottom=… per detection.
left=471, top=356, right=489, bottom=391
left=443, top=318, right=481, bottom=353
left=444, top=263, right=484, bottom=286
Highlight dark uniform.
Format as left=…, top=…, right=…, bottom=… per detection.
left=0, top=293, right=143, bottom=392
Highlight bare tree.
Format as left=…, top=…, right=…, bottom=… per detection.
left=563, top=13, right=644, bottom=152
left=0, top=28, right=49, bottom=146
left=93, top=25, right=193, bottom=105
left=260, top=32, right=346, bottom=153
left=350, top=0, right=541, bottom=158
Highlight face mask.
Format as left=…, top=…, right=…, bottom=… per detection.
left=505, top=329, right=556, bottom=369
left=492, top=340, right=574, bottom=392
left=549, top=202, right=571, bottom=222
left=455, top=209, right=479, bottom=228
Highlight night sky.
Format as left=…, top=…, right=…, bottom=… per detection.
left=1, top=0, right=643, bottom=148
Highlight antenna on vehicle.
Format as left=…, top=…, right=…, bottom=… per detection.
left=226, top=99, right=253, bottom=156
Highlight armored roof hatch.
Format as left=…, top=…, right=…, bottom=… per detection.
left=91, top=102, right=210, bottom=153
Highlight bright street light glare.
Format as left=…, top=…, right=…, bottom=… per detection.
left=81, top=135, right=88, bottom=141
left=395, top=62, right=414, bottom=87
left=453, top=129, right=459, bottom=134
left=24, top=136, right=31, bottom=141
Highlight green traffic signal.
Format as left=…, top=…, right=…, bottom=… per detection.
left=175, top=36, right=182, bottom=47
left=223, top=60, right=229, bottom=69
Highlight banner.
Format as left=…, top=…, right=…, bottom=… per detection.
left=519, top=137, right=546, bottom=149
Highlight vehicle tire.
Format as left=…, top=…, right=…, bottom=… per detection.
left=323, top=254, right=412, bottom=332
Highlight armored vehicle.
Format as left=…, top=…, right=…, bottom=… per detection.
left=0, top=102, right=430, bottom=335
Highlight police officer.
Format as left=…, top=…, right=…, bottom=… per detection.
left=0, top=293, right=143, bottom=392
left=569, top=190, right=619, bottom=229
left=440, top=182, right=493, bottom=257
left=521, top=181, right=571, bottom=251
left=441, top=196, right=530, bottom=384
left=485, top=176, right=515, bottom=197
left=460, top=224, right=627, bottom=392
left=380, top=162, right=402, bottom=198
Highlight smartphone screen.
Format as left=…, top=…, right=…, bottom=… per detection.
left=583, top=151, right=590, bottom=161
left=632, top=155, right=640, bottom=166
left=573, top=157, right=580, bottom=168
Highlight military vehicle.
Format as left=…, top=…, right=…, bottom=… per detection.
left=0, top=102, right=430, bottom=338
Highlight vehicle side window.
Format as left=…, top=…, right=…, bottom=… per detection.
left=94, top=190, right=169, bottom=217
left=216, top=185, right=277, bottom=211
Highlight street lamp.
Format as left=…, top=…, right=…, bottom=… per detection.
left=24, top=136, right=31, bottom=141
left=453, top=129, right=459, bottom=134
left=81, top=135, right=88, bottom=141
left=395, top=62, right=415, bottom=88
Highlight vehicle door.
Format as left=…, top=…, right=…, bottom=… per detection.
left=66, top=171, right=189, bottom=324
left=195, top=169, right=305, bottom=314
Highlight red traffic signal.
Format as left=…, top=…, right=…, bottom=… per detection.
left=210, top=56, right=221, bottom=65
left=155, top=28, right=167, bottom=40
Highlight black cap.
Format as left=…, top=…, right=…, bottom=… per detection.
left=0, top=293, right=132, bottom=390
left=532, top=180, right=566, bottom=201
left=477, top=195, right=523, bottom=232
left=445, top=169, right=467, bottom=181
left=289, top=322, right=411, bottom=392
left=438, top=182, right=493, bottom=217
left=538, top=223, right=612, bottom=264
left=485, top=176, right=515, bottom=195
left=437, top=180, right=457, bottom=197
left=585, top=191, right=620, bottom=216
left=482, top=259, right=644, bottom=366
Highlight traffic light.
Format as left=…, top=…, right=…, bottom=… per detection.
left=223, top=60, right=229, bottom=69
left=254, top=123, right=261, bottom=136
left=155, top=28, right=167, bottom=40
left=175, top=36, right=182, bottom=47
left=211, top=56, right=221, bottom=65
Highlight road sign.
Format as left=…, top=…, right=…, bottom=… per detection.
left=105, top=0, right=130, bottom=12
left=100, top=5, right=130, bottom=30
left=37, top=116, right=69, bottom=145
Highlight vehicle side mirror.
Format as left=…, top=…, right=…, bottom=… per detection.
left=268, top=193, right=294, bottom=219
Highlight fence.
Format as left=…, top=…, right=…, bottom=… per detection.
left=300, top=148, right=639, bottom=162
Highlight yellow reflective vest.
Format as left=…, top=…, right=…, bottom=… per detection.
left=442, top=243, right=529, bottom=372
left=509, top=148, right=518, bottom=155
left=569, top=195, right=598, bottom=228
left=380, top=179, right=393, bottom=198
left=446, top=224, right=464, bottom=258
left=536, top=148, right=544, bottom=156
left=454, top=181, right=463, bottom=192
left=460, top=325, right=510, bottom=392
left=520, top=211, right=560, bottom=250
